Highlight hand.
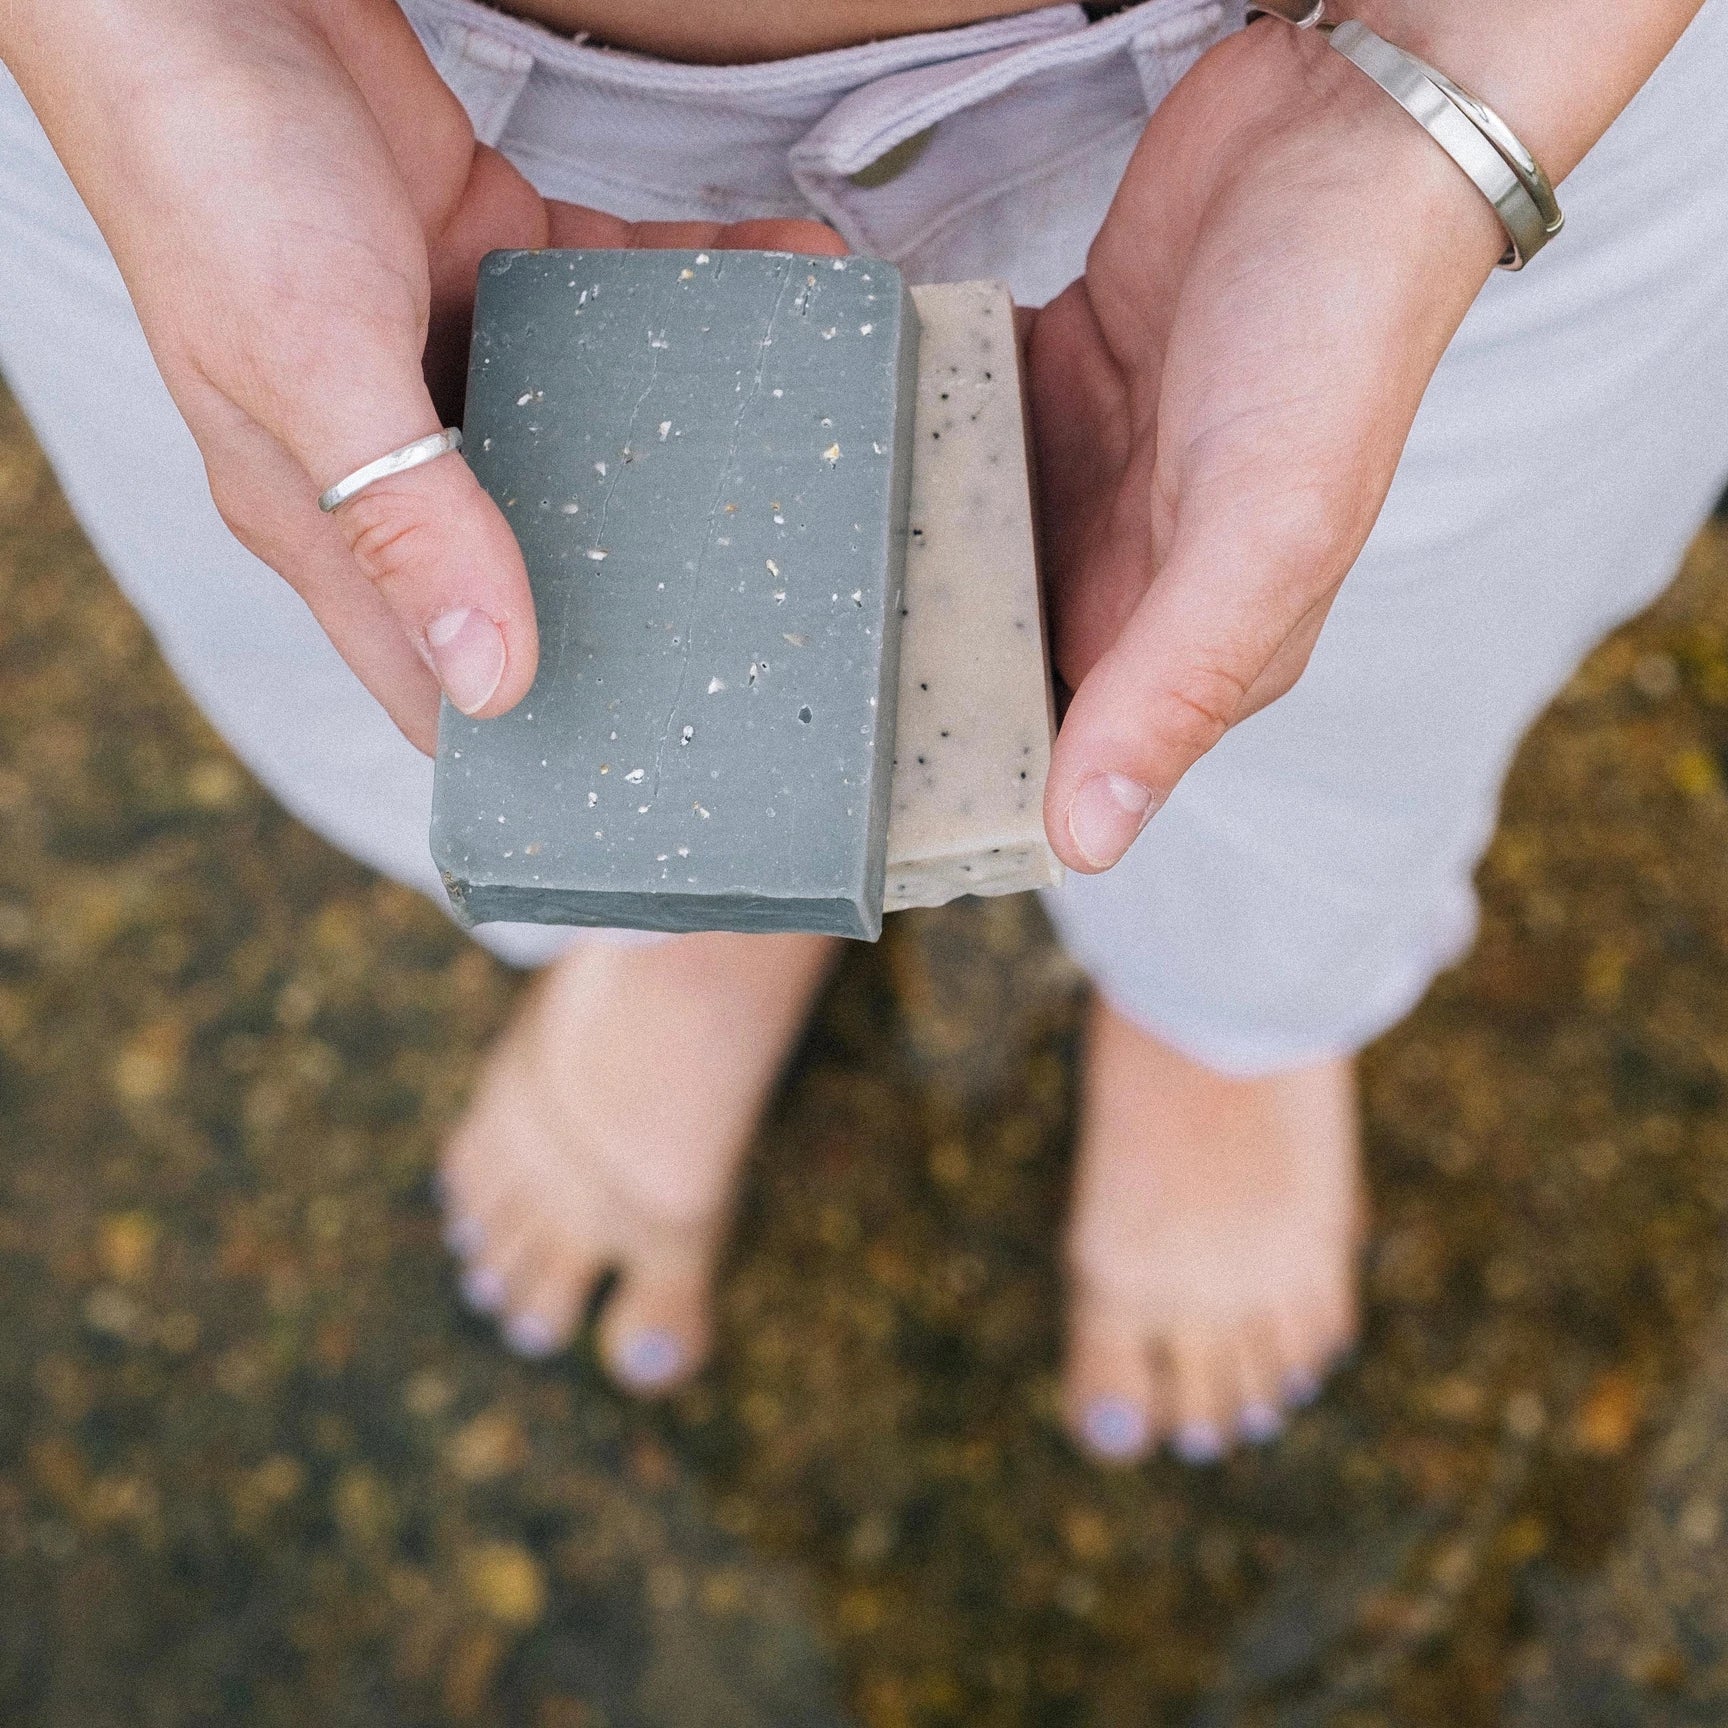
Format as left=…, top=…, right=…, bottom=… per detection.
left=1029, top=0, right=1702, bottom=873
left=1028, top=18, right=1504, bottom=871
left=0, top=0, right=840, bottom=753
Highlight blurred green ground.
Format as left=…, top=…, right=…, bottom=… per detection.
left=6, top=373, right=1728, bottom=1726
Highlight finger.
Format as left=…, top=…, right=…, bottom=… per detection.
left=1045, top=474, right=1349, bottom=872
left=545, top=202, right=847, bottom=258
left=425, top=144, right=551, bottom=425
left=198, top=410, right=445, bottom=750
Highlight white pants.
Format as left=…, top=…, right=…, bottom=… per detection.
left=2, top=0, right=1727, bottom=1070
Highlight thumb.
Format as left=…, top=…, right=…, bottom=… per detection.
left=1044, top=476, right=1353, bottom=872
left=323, top=424, right=537, bottom=721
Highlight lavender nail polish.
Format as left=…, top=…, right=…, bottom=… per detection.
left=613, top=1329, right=685, bottom=1389
left=443, top=1215, right=485, bottom=1258
left=1238, top=1401, right=1285, bottom=1445
left=459, top=1265, right=506, bottom=1315
left=1081, top=1397, right=1149, bottom=1461
left=503, top=1313, right=559, bottom=1359
left=1172, top=1421, right=1225, bottom=1465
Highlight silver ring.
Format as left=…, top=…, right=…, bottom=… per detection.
left=317, top=428, right=465, bottom=514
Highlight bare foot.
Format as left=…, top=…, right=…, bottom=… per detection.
left=1063, top=999, right=1362, bottom=1465
left=439, top=930, right=836, bottom=1391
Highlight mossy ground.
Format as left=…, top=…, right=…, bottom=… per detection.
left=4, top=379, right=1728, bottom=1725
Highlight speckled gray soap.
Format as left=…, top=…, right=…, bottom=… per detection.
left=432, top=248, right=919, bottom=939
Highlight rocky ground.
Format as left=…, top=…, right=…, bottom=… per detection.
left=5, top=376, right=1728, bottom=1726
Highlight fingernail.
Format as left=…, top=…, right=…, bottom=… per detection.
left=459, top=1265, right=506, bottom=1315
left=1239, top=1401, right=1285, bottom=1445
left=503, top=1314, right=559, bottom=1359
left=443, top=1215, right=484, bottom=1258
left=1282, top=1368, right=1323, bottom=1408
left=1067, top=773, right=1157, bottom=869
left=611, top=1329, right=685, bottom=1390
left=1080, top=1396, right=1150, bottom=1461
left=426, top=608, right=506, bottom=715
left=1172, top=1421, right=1226, bottom=1465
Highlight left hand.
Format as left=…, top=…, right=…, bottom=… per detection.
left=1027, top=15, right=1506, bottom=871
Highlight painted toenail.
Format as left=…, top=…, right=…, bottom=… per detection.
left=443, top=1215, right=485, bottom=1257
left=612, top=1329, right=685, bottom=1389
left=1239, top=1401, right=1285, bottom=1445
left=1281, top=1369, right=1322, bottom=1408
left=1080, top=1397, right=1149, bottom=1460
left=503, top=1314, right=559, bottom=1359
left=1172, top=1421, right=1226, bottom=1465
left=459, top=1266, right=506, bottom=1314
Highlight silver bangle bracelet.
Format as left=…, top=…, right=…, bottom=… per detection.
left=1250, top=2, right=1563, bottom=270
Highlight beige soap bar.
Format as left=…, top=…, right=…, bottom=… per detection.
left=883, top=281, right=1061, bottom=911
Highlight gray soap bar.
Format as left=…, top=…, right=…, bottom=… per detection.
left=431, top=248, right=919, bottom=940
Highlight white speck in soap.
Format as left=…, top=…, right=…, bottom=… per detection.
left=586, top=548, right=609, bottom=562
left=821, top=328, right=837, bottom=341
left=772, top=590, right=786, bottom=604
left=594, top=461, right=607, bottom=477
left=695, top=803, right=711, bottom=819
left=773, top=513, right=785, bottom=525
left=716, top=536, right=731, bottom=547
left=679, top=268, right=694, bottom=280
left=599, top=764, right=610, bottom=774
left=560, top=502, right=580, bottom=515
left=851, top=590, right=863, bottom=606
left=497, top=814, right=506, bottom=824
left=832, top=259, right=846, bottom=270
left=695, top=252, right=710, bottom=264
left=624, top=769, right=645, bottom=783
left=823, top=444, right=841, bottom=464
left=783, top=632, right=806, bottom=647
left=707, top=677, right=725, bottom=694
left=638, top=804, right=650, bottom=814
left=872, top=442, right=885, bottom=455
left=587, top=792, right=598, bottom=807
left=656, top=853, right=668, bottom=863
left=766, top=559, right=779, bottom=577
left=860, top=323, right=873, bottom=335
left=676, top=846, right=689, bottom=857
left=680, top=725, right=694, bottom=746
left=481, top=438, right=493, bottom=453
left=772, top=388, right=784, bottom=398
left=516, top=390, right=535, bottom=407
left=658, top=421, right=672, bottom=440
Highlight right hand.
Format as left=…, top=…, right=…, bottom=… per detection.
left=1, top=0, right=840, bottom=752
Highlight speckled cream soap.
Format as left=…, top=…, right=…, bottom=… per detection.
left=884, top=281, right=1061, bottom=910
left=432, top=248, right=918, bottom=940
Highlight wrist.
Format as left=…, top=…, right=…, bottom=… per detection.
left=1329, top=0, right=1705, bottom=178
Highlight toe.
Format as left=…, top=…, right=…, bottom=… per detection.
left=458, top=1210, right=535, bottom=1318
left=1269, top=1296, right=1349, bottom=1410
left=1063, top=1289, right=1157, bottom=1464
left=500, top=1241, right=604, bottom=1360
left=1159, top=1333, right=1237, bottom=1466
left=1233, top=1323, right=1288, bottom=1446
left=597, top=1255, right=712, bottom=1396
